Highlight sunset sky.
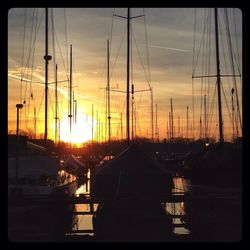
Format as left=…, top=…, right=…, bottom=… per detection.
left=8, top=8, right=242, bottom=144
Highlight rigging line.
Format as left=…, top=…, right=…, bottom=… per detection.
left=109, top=8, right=115, bottom=57
left=224, top=8, right=242, bottom=133
left=199, top=9, right=207, bottom=137
left=207, top=84, right=216, bottom=137
left=212, top=95, right=218, bottom=140
left=191, top=8, right=196, bottom=139
left=23, top=9, right=35, bottom=122
left=143, top=8, right=151, bottom=88
left=219, top=14, right=233, bottom=110
left=26, top=8, right=39, bottom=131
left=54, top=27, right=69, bottom=84
left=21, top=8, right=44, bottom=109
left=110, top=29, right=126, bottom=81
left=37, top=91, right=45, bottom=128
left=51, top=8, right=57, bottom=84
left=136, top=92, right=144, bottom=137
left=132, top=31, right=149, bottom=84
left=49, top=90, right=55, bottom=125
left=24, top=8, right=36, bottom=130
left=192, top=8, right=197, bottom=78
left=143, top=8, right=153, bottom=140
left=192, top=8, right=210, bottom=77
left=64, top=8, right=69, bottom=80
left=20, top=9, right=44, bottom=82
left=20, top=8, right=27, bottom=104
left=23, top=8, right=36, bottom=82
left=204, top=8, right=211, bottom=137
left=221, top=82, right=233, bottom=125
left=207, top=9, right=212, bottom=134
left=131, top=14, right=134, bottom=139
left=134, top=102, right=139, bottom=138
left=21, top=10, right=45, bottom=131
left=233, top=8, right=241, bottom=74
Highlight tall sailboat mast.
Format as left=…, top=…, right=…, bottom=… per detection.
left=214, top=8, right=224, bottom=143
left=113, top=8, right=145, bottom=144
left=107, top=39, right=111, bottom=145
left=55, top=64, right=58, bottom=143
left=155, top=103, right=158, bottom=141
left=170, top=98, right=174, bottom=140
left=187, top=105, right=189, bottom=138
left=69, top=44, right=73, bottom=146
left=126, top=8, right=131, bottom=144
left=44, top=8, right=52, bottom=143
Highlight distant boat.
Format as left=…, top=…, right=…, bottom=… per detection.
left=184, top=8, right=242, bottom=188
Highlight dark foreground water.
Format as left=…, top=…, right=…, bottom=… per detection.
left=72, top=176, right=242, bottom=242
left=8, top=174, right=242, bottom=242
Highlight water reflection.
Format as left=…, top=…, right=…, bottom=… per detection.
left=73, top=176, right=191, bottom=238
left=166, top=177, right=190, bottom=235
left=72, top=175, right=242, bottom=241
left=180, top=177, right=242, bottom=242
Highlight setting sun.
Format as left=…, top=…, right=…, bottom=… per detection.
left=59, top=112, right=94, bottom=144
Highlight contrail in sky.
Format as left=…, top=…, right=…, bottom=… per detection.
left=8, top=74, right=151, bottom=117
left=148, top=45, right=191, bottom=52
left=9, top=73, right=106, bottom=104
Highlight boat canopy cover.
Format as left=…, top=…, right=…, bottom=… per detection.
left=63, top=155, right=87, bottom=172
left=93, top=144, right=174, bottom=201
left=27, top=141, right=47, bottom=152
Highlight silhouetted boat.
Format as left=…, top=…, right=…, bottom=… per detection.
left=184, top=140, right=242, bottom=187
left=92, top=143, right=174, bottom=241
left=93, top=144, right=174, bottom=200
left=8, top=135, right=78, bottom=197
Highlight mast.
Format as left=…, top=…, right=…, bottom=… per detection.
left=126, top=8, right=130, bottom=144
left=69, top=44, right=73, bottom=146
left=74, top=99, right=77, bottom=123
left=96, top=110, right=98, bottom=142
left=204, top=95, right=207, bottom=139
left=169, top=111, right=172, bottom=141
left=92, top=104, right=94, bottom=142
left=214, top=8, right=224, bottom=143
left=132, top=84, right=134, bottom=140
left=166, top=116, right=169, bottom=140
left=151, top=89, right=154, bottom=141
left=187, top=105, right=189, bottom=139
left=178, top=115, right=180, bottom=137
left=107, top=39, right=111, bottom=145
left=55, top=64, right=58, bottom=143
left=112, top=8, right=145, bottom=144
left=170, top=98, right=174, bottom=140
left=231, top=88, right=235, bottom=140
left=44, top=8, right=52, bottom=143
left=34, top=107, right=36, bottom=139
left=155, top=103, right=158, bottom=141
left=120, top=112, right=123, bottom=141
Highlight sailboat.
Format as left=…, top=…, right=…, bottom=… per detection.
left=183, top=8, right=242, bottom=188
left=181, top=8, right=242, bottom=242
left=8, top=8, right=78, bottom=198
left=8, top=8, right=79, bottom=241
left=92, top=8, right=174, bottom=242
